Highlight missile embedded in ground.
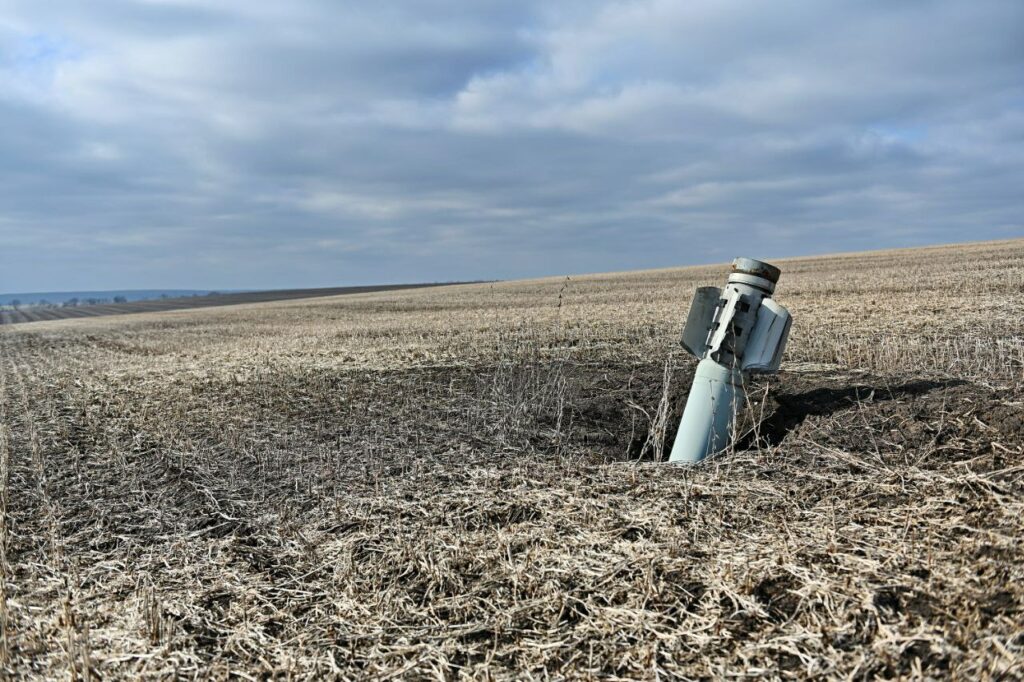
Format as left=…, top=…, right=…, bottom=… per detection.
left=669, top=257, right=792, bottom=464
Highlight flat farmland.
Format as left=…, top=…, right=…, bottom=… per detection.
left=1, top=239, right=1022, bottom=679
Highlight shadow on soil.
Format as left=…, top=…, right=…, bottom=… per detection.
left=561, top=364, right=976, bottom=463
left=732, top=377, right=968, bottom=452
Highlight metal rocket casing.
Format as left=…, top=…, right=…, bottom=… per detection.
left=679, top=259, right=790, bottom=373
left=669, top=357, right=743, bottom=463
left=670, top=257, right=791, bottom=464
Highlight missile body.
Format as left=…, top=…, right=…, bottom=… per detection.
left=669, top=258, right=791, bottom=464
left=669, top=358, right=742, bottom=463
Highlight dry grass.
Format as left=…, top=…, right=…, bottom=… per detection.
left=0, top=239, right=1022, bottom=679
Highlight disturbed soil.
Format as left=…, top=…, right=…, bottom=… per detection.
left=1, top=240, right=1022, bottom=679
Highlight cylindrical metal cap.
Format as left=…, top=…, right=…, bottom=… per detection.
left=732, top=257, right=780, bottom=284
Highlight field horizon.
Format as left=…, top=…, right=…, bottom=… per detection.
left=0, top=282, right=480, bottom=327
left=1, top=238, right=1022, bottom=679
left=4, top=236, right=1019, bottom=330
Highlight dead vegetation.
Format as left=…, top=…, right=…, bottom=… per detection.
left=0, top=239, right=1022, bottom=679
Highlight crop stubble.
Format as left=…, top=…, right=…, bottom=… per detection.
left=0, top=239, right=1022, bottom=679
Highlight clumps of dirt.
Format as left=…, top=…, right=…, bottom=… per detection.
left=750, top=371, right=1024, bottom=469
left=872, top=585, right=936, bottom=623
left=752, top=573, right=803, bottom=623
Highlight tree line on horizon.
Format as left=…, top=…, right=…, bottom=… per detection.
left=1, top=292, right=223, bottom=311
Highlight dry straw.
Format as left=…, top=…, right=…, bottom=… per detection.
left=0, top=239, right=1021, bottom=679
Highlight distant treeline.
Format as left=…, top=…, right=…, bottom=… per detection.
left=1, top=292, right=223, bottom=310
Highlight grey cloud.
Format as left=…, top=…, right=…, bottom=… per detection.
left=0, top=0, right=1021, bottom=292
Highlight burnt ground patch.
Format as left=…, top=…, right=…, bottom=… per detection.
left=510, top=357, right=1022, bottom=468
left=53, top=350, right=1022, bottom=475
left=241, top=360, right=1021, bottom=468
left=536, top=362, right=1022, bottom=467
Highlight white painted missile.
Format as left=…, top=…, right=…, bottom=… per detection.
left=670, top=358, right=743, bottom=463
left=669, top=258, right=791, bottom=464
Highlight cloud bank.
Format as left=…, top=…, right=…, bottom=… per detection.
left=1, top=0, right=1022, bottom=290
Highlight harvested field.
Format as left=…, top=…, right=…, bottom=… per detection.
left=0, top=239, right=1022, bottom=679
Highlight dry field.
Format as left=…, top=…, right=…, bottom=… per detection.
left=1, top=239, right=1022, bottom=680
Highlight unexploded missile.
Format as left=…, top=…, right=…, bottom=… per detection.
left=669, top=258, right=792, bottom=464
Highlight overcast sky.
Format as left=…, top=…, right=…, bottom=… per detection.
left=1, top=0, right=1022, bottom=292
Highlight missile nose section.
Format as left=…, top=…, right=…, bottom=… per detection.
left=729, top=257, right=781, bottom=294
left=731, top=257, right=780, bottom=284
